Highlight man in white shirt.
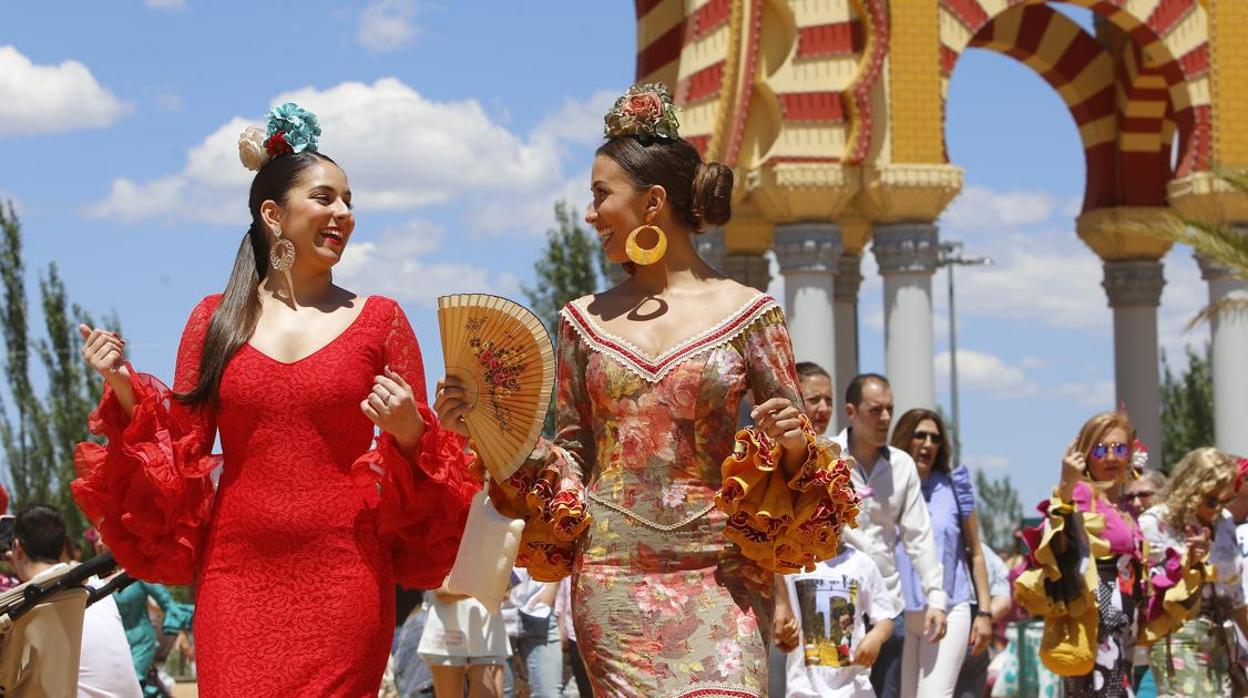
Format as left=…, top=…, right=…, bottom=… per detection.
left=10, top=504, right=141, bottom=698
left=831, top=373, right=946, bottom=698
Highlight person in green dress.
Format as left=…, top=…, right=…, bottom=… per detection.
left=90, top=529, right=195, bottom=696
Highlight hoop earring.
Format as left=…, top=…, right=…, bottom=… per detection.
left=270, top=225, right=295, bottom=272
left=625, top=224, right=667, bottom=266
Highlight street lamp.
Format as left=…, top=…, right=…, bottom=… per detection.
left=937, top=241, right=992, bottom=466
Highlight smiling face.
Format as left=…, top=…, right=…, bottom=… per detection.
left=263, top=160, right=355, bottom=271
left=586, top=154, right=654, bottom=264
left=1086, top=426, right=1131, bottom=484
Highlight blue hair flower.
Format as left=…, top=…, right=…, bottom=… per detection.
left=266, top=102, right=321, bottom=154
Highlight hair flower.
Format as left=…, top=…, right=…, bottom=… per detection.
left=604, top=83, right=680, bottom=141
left=238, top=126, right=270, bottom=171
left=267, top=102, right=321, bottom=154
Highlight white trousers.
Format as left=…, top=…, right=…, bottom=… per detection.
left=900, top=602, right=971, bottom=698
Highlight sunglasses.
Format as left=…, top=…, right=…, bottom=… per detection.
left=1120, top=490, right=1156, bottom=504
left=1089, top=442, right=1130, bottom=461
left=1202, top=493, right=1238, bottom=509
left=913, top=430, right=943, bottom=445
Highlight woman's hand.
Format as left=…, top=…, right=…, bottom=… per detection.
left=433, top=375, right=473, bottom=438
left=361, top=366, right=425, bottom=454
left=1185, top=524, right=1211, bottom=563
left=174, top=630, right=194, bottom=662
left=773, top=604, right=799, bottom=653
left=751, top=397, right=806, bottom=453
left=969, top=613, right=992, bottom=656
left=1058, top=439, right=1087, bottom=501
left=78, top=325, right=128, bottom=384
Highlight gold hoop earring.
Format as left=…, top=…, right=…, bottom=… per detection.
left=270, top=225, right=295, bottom=272
left=625, top=224, right=667, bottom=266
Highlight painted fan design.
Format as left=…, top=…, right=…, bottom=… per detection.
left=437, top=294, right=555, bottom=481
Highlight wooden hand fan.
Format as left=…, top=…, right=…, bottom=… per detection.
left=437, top=294, right=555, bottom=481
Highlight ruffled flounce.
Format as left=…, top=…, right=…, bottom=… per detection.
left=1141, top=547, right=1209, bottom=644
left=487, top=438, right=590, bottom=582
left=1013, top=494, right=1111, bottom=621
left=161, top=599, right=195, bottom=635
left=350, top=404, right=480, bottom=589
left=70, top=368, right=219, bottom=585
left=714, top=417, right=860, bottom=577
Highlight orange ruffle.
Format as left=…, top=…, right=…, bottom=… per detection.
left=487, top=439, right=590, bottom=582
left=349, top=404, right=480, bottom=590
left=71, top=369, right=219, bottom=585
left=715, top=417, right=860, bottom=576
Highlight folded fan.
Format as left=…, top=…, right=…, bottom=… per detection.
left=437, top=294, right=555, bottom=481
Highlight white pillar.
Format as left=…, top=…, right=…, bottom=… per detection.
left=773, top=223, right=840, bottom=383
left=723, top=252, right=772, bottom=292
left=873, top=223, right=939, bottom=418
left=834, top=253, right=863, bottom=429
left=696, top=227, right=726, bottom=272
left=1198, top=248, right=1248, bottom=455
left=1102, top=260, right=1165, bottom=462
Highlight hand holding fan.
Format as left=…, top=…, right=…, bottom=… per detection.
left=437, top=294, right=555, bottom=481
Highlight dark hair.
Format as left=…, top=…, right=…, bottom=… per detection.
left=596, top=136, right=733, bottom=231
left=891, top=408, right=951, bottom=474
left=796, top=362, right=830, bottom=382
left=15, top=503, right=66, bottom=563
left=177, top=151, right=338, bottom=405
left=845, top=373, right=889, bottom=408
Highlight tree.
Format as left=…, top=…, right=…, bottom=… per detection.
left=0, top=200, right=120, bottom=542
left=1159, top=344, right=1214, bottom=474
left=1149, top=171, right=1248, bottom=323
left=974, top=469, right=1022, bottom=553
left=523, top=201, right=608, bottom=435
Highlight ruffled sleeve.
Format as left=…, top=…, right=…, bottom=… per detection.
left=487, top=312, right=592, bottom=582
left=141, top=582, right=195, bottom=635
left=1013, top=491, right=1110, bottom=621
left=70, top=296, right=223, bottom=584
left=714, top=304, right=861, bottom=589
left=349, top=298, right=480, bottom=590
left=951, top=464, right=976, bottom=520
left=1138, top=509, right=1209, bottom=644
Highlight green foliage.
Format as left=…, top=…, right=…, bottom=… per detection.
left=523, top=201, right=607, bottom=435
left=974, top=469, right=1022, bottom=553
left=0, top=200, right=120, bottom=544
left=1160, top=344, right=1214, bottom=475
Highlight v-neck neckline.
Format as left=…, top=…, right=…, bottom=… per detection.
left=245, top=296, right=374, bottom=366
left=561, top=294, right=777, bottom=382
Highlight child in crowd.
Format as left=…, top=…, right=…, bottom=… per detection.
left=775, top=541, right=900, bottom=697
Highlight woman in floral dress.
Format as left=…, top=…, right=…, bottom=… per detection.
left=441, top=85, right=857, bottom=698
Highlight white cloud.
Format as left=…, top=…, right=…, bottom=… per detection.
left=934, top=349, right=1033, bottom=397
left=941, top=186, right=1056, bottom=232
left=335, top=220, right=520, bottom=306
left=0, top=46, right=129, bottom=137
left=358, top=0, right=419, bottom=53
left=145, top=0, right=186, bottom=9
left=88, top=79, right=604, bottom=233
left=532, top=90, right=618, bottom=147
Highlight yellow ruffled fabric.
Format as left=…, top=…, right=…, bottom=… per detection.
left=715, top=416, right=860, bottom=576
left=1013, top=494, right=1111, bottom=621
left=488, top=440, right=590, bottom=582
left=1141, top=555, right=1210, bottom=645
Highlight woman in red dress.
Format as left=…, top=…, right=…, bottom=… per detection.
left=71, top=103, right=477, bottom=696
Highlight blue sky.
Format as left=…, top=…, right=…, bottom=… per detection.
left=0, top=2, right=1208, bottom=510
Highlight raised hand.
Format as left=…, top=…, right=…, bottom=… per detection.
left=1185, top=524, right=1211, bottom=563
left=361, top=366, right=425, bottom=451
left=78, top=325, right=128, bottom=384
left=1058, top=438, right=1087, bottom=500
left=432, top=375, right=473, bottom=438
left=751, top=397, right=806, bottom=453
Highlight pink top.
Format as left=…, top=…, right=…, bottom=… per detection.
left=1072, top=481, right=1143, bottom=559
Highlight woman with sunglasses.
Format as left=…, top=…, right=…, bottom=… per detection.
left=1017, top=411, right=1146, bottom=697
left=889, top=409, right=993, bottom=697
left=1138, top=447, right=1248, bottom=696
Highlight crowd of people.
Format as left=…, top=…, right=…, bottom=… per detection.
left=4, top=82, right=1242, bottom=698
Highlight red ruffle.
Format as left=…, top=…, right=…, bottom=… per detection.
left=350, top=404, right=479, bottom=589
left=70, top=368, right=219, bottom=584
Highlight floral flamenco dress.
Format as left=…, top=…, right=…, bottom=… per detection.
left=489, top=294, right=858, bottom=698
left=72, top=294, right=478, bottom=697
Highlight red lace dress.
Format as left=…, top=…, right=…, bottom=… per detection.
left=72, top=294, right=477, bottom=697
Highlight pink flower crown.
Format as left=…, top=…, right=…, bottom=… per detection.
left=604, top=83, right=681, bottom=141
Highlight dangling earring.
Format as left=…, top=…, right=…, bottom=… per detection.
left=270, top=224, right=295, bottom=271
left=625, top=224, right=667, bottom=266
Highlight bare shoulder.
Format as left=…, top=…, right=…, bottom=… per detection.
left=700, top=277, right=767, bottom=311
